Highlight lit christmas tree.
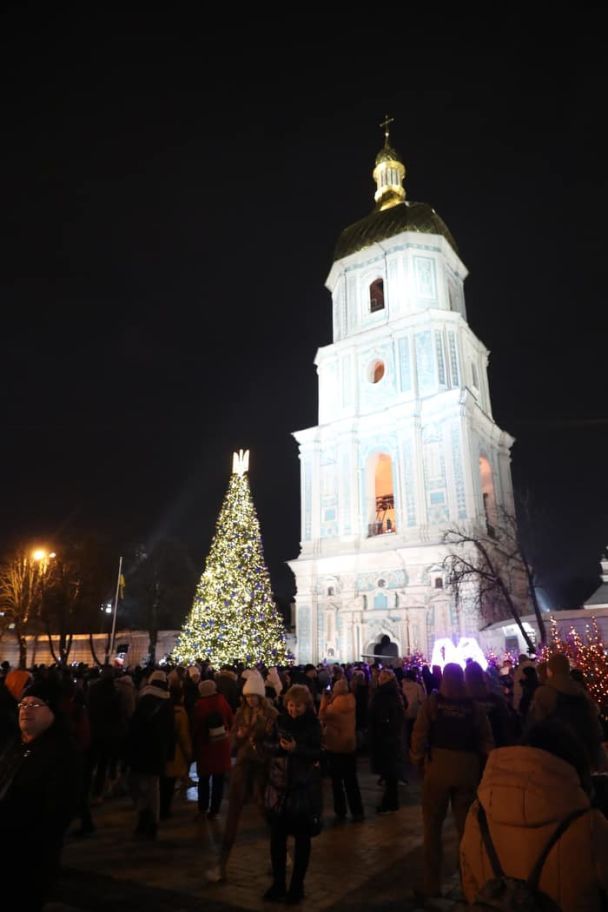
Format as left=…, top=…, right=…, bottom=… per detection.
left=539, top=617, right=608, bottom=721
left=572, top=619, right=608, bottom=721
left=173, top=450, right=289, bottom=667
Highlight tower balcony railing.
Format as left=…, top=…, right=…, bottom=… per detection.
left=367, top=519, right=396, bottom=537
left=367, top=494, right=396, bottom=537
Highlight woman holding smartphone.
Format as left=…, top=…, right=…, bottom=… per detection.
left=264, top=684, right=322, bottom=904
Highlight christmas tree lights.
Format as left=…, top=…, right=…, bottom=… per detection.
left=173, top=453, right=289, bottom=667
left=539, top=617, right=608, bottom=720
left=574, top=619, right=608, bottom=720
left=403, top=648, right=428, bottom=669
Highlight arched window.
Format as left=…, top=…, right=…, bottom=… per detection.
left=434, top=577, right=444, bottom=589
left=367, top=452, right=396, bottom=536
left=369, top=278, right=385, bottom=313
left=479, top=454, right=497, bottom=536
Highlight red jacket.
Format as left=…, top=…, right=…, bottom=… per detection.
left=192, top=693, right=234, bottom=775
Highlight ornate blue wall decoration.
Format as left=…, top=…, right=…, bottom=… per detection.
left=448, top=331, right=460, bottom=386
left=415, top=331, right=434, bottom=393
left=423, top=426, right=449, bottom=523
left=340, top=451, right=351, bottom=535
left=356, top=569, right=408, bottom=592
left=435, top=331, right=447, bottom=386
left=414, top=256, right=437, bottom=300
left=451, top=424, right=467, bottom=519
left=303, top=457, right=312, bottom=541
left=297, top=605, right=311, bottom=656
left=403, top=436, right=416, bottom=527
left=398, top=336, right=412, bottom=392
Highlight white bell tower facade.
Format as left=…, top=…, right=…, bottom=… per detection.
left=290, top=126, right=515, bottom=663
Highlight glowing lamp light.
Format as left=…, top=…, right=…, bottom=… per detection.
left=431, top=636, right=488, bottom=670
left=32, top=549, right=56, bottom=564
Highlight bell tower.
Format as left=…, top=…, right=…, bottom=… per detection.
left=290, top=122, right=515, bottom=663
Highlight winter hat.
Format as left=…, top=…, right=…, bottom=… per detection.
left=22, top=679, right=62, bottom=716
left=198, top=679, right=217, bottom=697
left=548, top=653, right=570, bottom=676
left=242, top=669, right=266, bottom=697
left=148, top=670, right=168, bottom=688
left=4, top=669, right=32, bottom=701
left=266, top=667, right=283, bottom=696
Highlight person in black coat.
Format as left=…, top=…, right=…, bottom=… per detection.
left=264, top=684, right=322, bottom=904
left=368, top=668, right=405, bottom=812
left=350, top=669, right=369, bottom=750
left=126, top=669, right=176, bottom=839
left=0, top=678, right=81, bottom=911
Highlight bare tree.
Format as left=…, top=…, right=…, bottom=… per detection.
left=0, top=548, right=50, bottom=667
left=40, top=554, right=81, bottom=666
left=126, top=539, right=197, bottom=666
left=40, top=537, right=118, bottom=667
left=444, top=508, right=547, bottom=653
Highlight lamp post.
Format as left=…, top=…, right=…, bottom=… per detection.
left=30, top=548, right=57, bottom=665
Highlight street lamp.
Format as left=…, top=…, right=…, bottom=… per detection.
left=31, top=549, right=57, bottom=572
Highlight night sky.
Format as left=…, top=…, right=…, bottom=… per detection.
left=2, top=10, right=607, bottom=609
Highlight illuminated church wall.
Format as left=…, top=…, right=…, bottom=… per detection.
left=290, top=132, right=516, bottom=663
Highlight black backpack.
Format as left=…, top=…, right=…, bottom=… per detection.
left=471, top=804, right=589, bottom=911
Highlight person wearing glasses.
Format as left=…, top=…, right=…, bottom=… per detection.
left=0, top=678, right=81, bottom=911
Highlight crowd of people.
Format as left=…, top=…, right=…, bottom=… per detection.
left=1, top=650, right=608, bottom=910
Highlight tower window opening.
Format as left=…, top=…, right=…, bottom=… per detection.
left=369, top=278, right=385, bottom=313
left=434, top=577, right=444, bottom=589
left=327, top=586, right=335, bottom=596
left=367, top=453, right=397, bottom=537
left=480, top=455, right=497, bottom=537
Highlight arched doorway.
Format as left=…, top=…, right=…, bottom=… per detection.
left=373, top=634, right=398, bottom=661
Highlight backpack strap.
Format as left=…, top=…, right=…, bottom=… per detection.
left=527, top=807, right=590, bottom=890
left=477, top=804, right=505, bottom=878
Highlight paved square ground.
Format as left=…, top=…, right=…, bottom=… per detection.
left=49, top=764, right=461, bottom=911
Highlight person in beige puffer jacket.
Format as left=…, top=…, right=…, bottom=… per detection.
left=460, top=721, right=608, bottom=911
left=319, top=678, right=364, bottom=821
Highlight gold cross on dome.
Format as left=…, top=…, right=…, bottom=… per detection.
left=380, top=114, right=394, bottom=143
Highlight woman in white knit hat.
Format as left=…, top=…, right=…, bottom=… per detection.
left=206, top=668, right=278, bottom=882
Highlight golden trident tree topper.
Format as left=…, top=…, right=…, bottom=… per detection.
left=232, top=449, right=250, bottom=476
